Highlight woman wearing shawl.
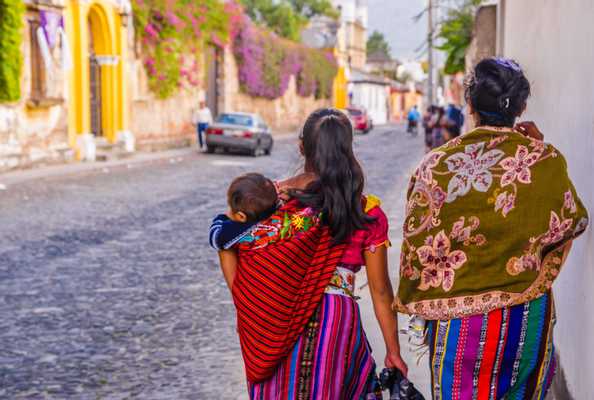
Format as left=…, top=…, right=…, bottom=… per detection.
left=395, top=58, right=589, bottom=400
left=231, top=109, right=407, bottom=399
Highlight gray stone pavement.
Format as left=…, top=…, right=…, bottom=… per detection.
left=0, top=124, right=427, bottom=399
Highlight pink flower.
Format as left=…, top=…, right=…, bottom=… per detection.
left=144, top=23, right=159, bottom=39
left=564, top=190, right=577, bottom=214
left=431, top=186, right=447, bottom=209
left=529, top=139, right=545, bottom=153
left=166, top=11, right=183, bottom=28
left=416, top=151, right=446, bottom=185
left=445, top=142, right=504, bottom=202
left=417, top=230, right=467, bottom=292
left=494, top=191, right=516, bottom=217
left=541, top=211, right=573, bottom=245
left=450, top=217, right=472, bottom=242
left=499, top=145, right=541, bottom=187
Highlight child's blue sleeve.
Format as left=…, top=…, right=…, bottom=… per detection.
left=209, top=214, right=255, bottom=250
left=209, top=214, right=228, bottom=250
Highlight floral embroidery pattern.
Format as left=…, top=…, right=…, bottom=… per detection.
left=444, top=142, right=505, bottom=202
left=493, top=190, right=516, bottom=217
left=564, top=190, right=577, bottom=214
left=417, top=151, right=446, bottom=185
left=499, top=145, right=541, bottom=187
left=417, top=230, right=467, bottom=291
left=541, top=211, right=573, bottom=245
left=506, top=193, right=578, bottom=276
left=398, top=128, right=589, bottom=320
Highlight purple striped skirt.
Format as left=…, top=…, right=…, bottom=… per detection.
left=248, top=292, right=382, bottom=399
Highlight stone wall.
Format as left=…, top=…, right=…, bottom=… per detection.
left=221, top=47, right=331, bottom=134
left=129, top=59, right=199, bottom=151
left=0, top=4, right=72, bottom=172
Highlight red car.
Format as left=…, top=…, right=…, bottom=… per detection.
left=345, top=107, right=373, bottom=134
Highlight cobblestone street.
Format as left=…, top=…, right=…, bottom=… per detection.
left=0, top=124, right=424, bottom=399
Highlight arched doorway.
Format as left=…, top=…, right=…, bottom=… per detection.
left=86, top=4, right=115, bottom=141
left=88, top=18, right=102, bottom=137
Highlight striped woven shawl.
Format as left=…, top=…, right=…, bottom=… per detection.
left=232, top=202, right=346, bottom=383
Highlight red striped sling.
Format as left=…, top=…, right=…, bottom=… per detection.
left=232, top=202, right=346, bottom=383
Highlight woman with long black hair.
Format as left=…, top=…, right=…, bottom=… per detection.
left=226, top=108, right=407, bottom=399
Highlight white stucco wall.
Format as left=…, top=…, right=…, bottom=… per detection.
left=351, top=83, right=388, bottom=125
left=503, top=1, right=594, bottom=398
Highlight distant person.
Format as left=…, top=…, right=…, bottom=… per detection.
left=396, top=57, right=589, bottom=400
left=407, top=105, right=421, bottom=134
left=423, top=105, right=436, bottom=151
left=428, top=106, right=445, bottom=149
left=192, top=101, right=212, bottom=150
left=442, top=103, right=465, bottom=141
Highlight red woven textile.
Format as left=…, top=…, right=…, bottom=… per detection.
left=232, top=206, right=345, bottom=383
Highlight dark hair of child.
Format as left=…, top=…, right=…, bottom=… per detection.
left=227, top=173, right=278, bottom=221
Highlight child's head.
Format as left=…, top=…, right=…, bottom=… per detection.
left=227, top=173, right=278, bottom=223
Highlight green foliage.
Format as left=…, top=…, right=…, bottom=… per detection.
left=436, top=0, right=482, bottom=74
left=366, top=30, right=391, bottom=58
left=0, top=0, right=25, bottom=102
left=239, top=0, right=337, bottom=41
left=132, top=0, right=230, bottom=99
left=288, top=0, right=339, bottom=19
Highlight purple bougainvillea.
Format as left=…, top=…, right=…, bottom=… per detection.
left=231, top=12, right=337, bottom=100
left=133, top=0, right=336, bottom=100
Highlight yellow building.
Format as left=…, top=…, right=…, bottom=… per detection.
left=0, top=0, right=132, bottom=171
left=64, top=0, right=132, bottom=157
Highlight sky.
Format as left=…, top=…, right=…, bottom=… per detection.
left=367, top=0, right=428, bottom=61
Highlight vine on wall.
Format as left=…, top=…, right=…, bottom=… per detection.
left=133, top=0, right=337, bottom=100
left=231, top=12, right=337, bottom=100
left=0, top=0, right=25, bottom=103
left=132, top=0, right=230, bottom=99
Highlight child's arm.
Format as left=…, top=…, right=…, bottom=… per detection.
left=218, top=250, right=238, bottom=290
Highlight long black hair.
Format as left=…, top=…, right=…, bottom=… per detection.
left=292, top=108, right=373, bottom=244
left=465, top=58, right=531, bottom=127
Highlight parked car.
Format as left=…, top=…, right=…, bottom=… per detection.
left=205, top=112, right=273, bottom=156
left=345, top=107, right=373, bottom=134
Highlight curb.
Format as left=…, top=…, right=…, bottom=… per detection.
left=0, top=131, right=299, bottom=188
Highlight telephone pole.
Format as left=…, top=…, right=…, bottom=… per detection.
left=427, top=0, right=435, bottom=106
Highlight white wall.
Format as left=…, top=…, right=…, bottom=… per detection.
left=503, top=1, right=594, bottom=398
left=351, top=83, right=388, bottom=125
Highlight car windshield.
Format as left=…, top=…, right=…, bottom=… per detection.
left=216, top=114, right=254, bottom=127
left=347, top=109, right=362, bottom=116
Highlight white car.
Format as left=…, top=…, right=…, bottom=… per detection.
left=205, top=112, right=274, bottom=156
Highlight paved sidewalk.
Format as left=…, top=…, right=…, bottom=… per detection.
left=0, top=131, right=299, bottom=188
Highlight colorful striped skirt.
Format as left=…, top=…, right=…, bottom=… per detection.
left=248, top=292, right=382, bottom=400
left=427, top=291, right=556, bottom=400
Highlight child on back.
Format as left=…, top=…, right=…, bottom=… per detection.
left=209, top=173, right=278, bottom=288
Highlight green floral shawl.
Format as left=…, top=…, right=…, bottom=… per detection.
left=395, top=128, right=589, bottom=320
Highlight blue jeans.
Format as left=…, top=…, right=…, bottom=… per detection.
left=197, top=123, right=208, bottom=148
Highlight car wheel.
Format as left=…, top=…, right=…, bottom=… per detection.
left=264, top=147, right=272, bottom=155
left=206, top=145, right=215, bottom=154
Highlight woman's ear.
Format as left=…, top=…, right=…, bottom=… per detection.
left=299, top=140, right=304, bottom=156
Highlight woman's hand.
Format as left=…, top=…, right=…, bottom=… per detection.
left=276, top=173, right=317, bottom=200
left=514, top=121, right=544, bottom=141
left=385, top=350, right=409, bottom=378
